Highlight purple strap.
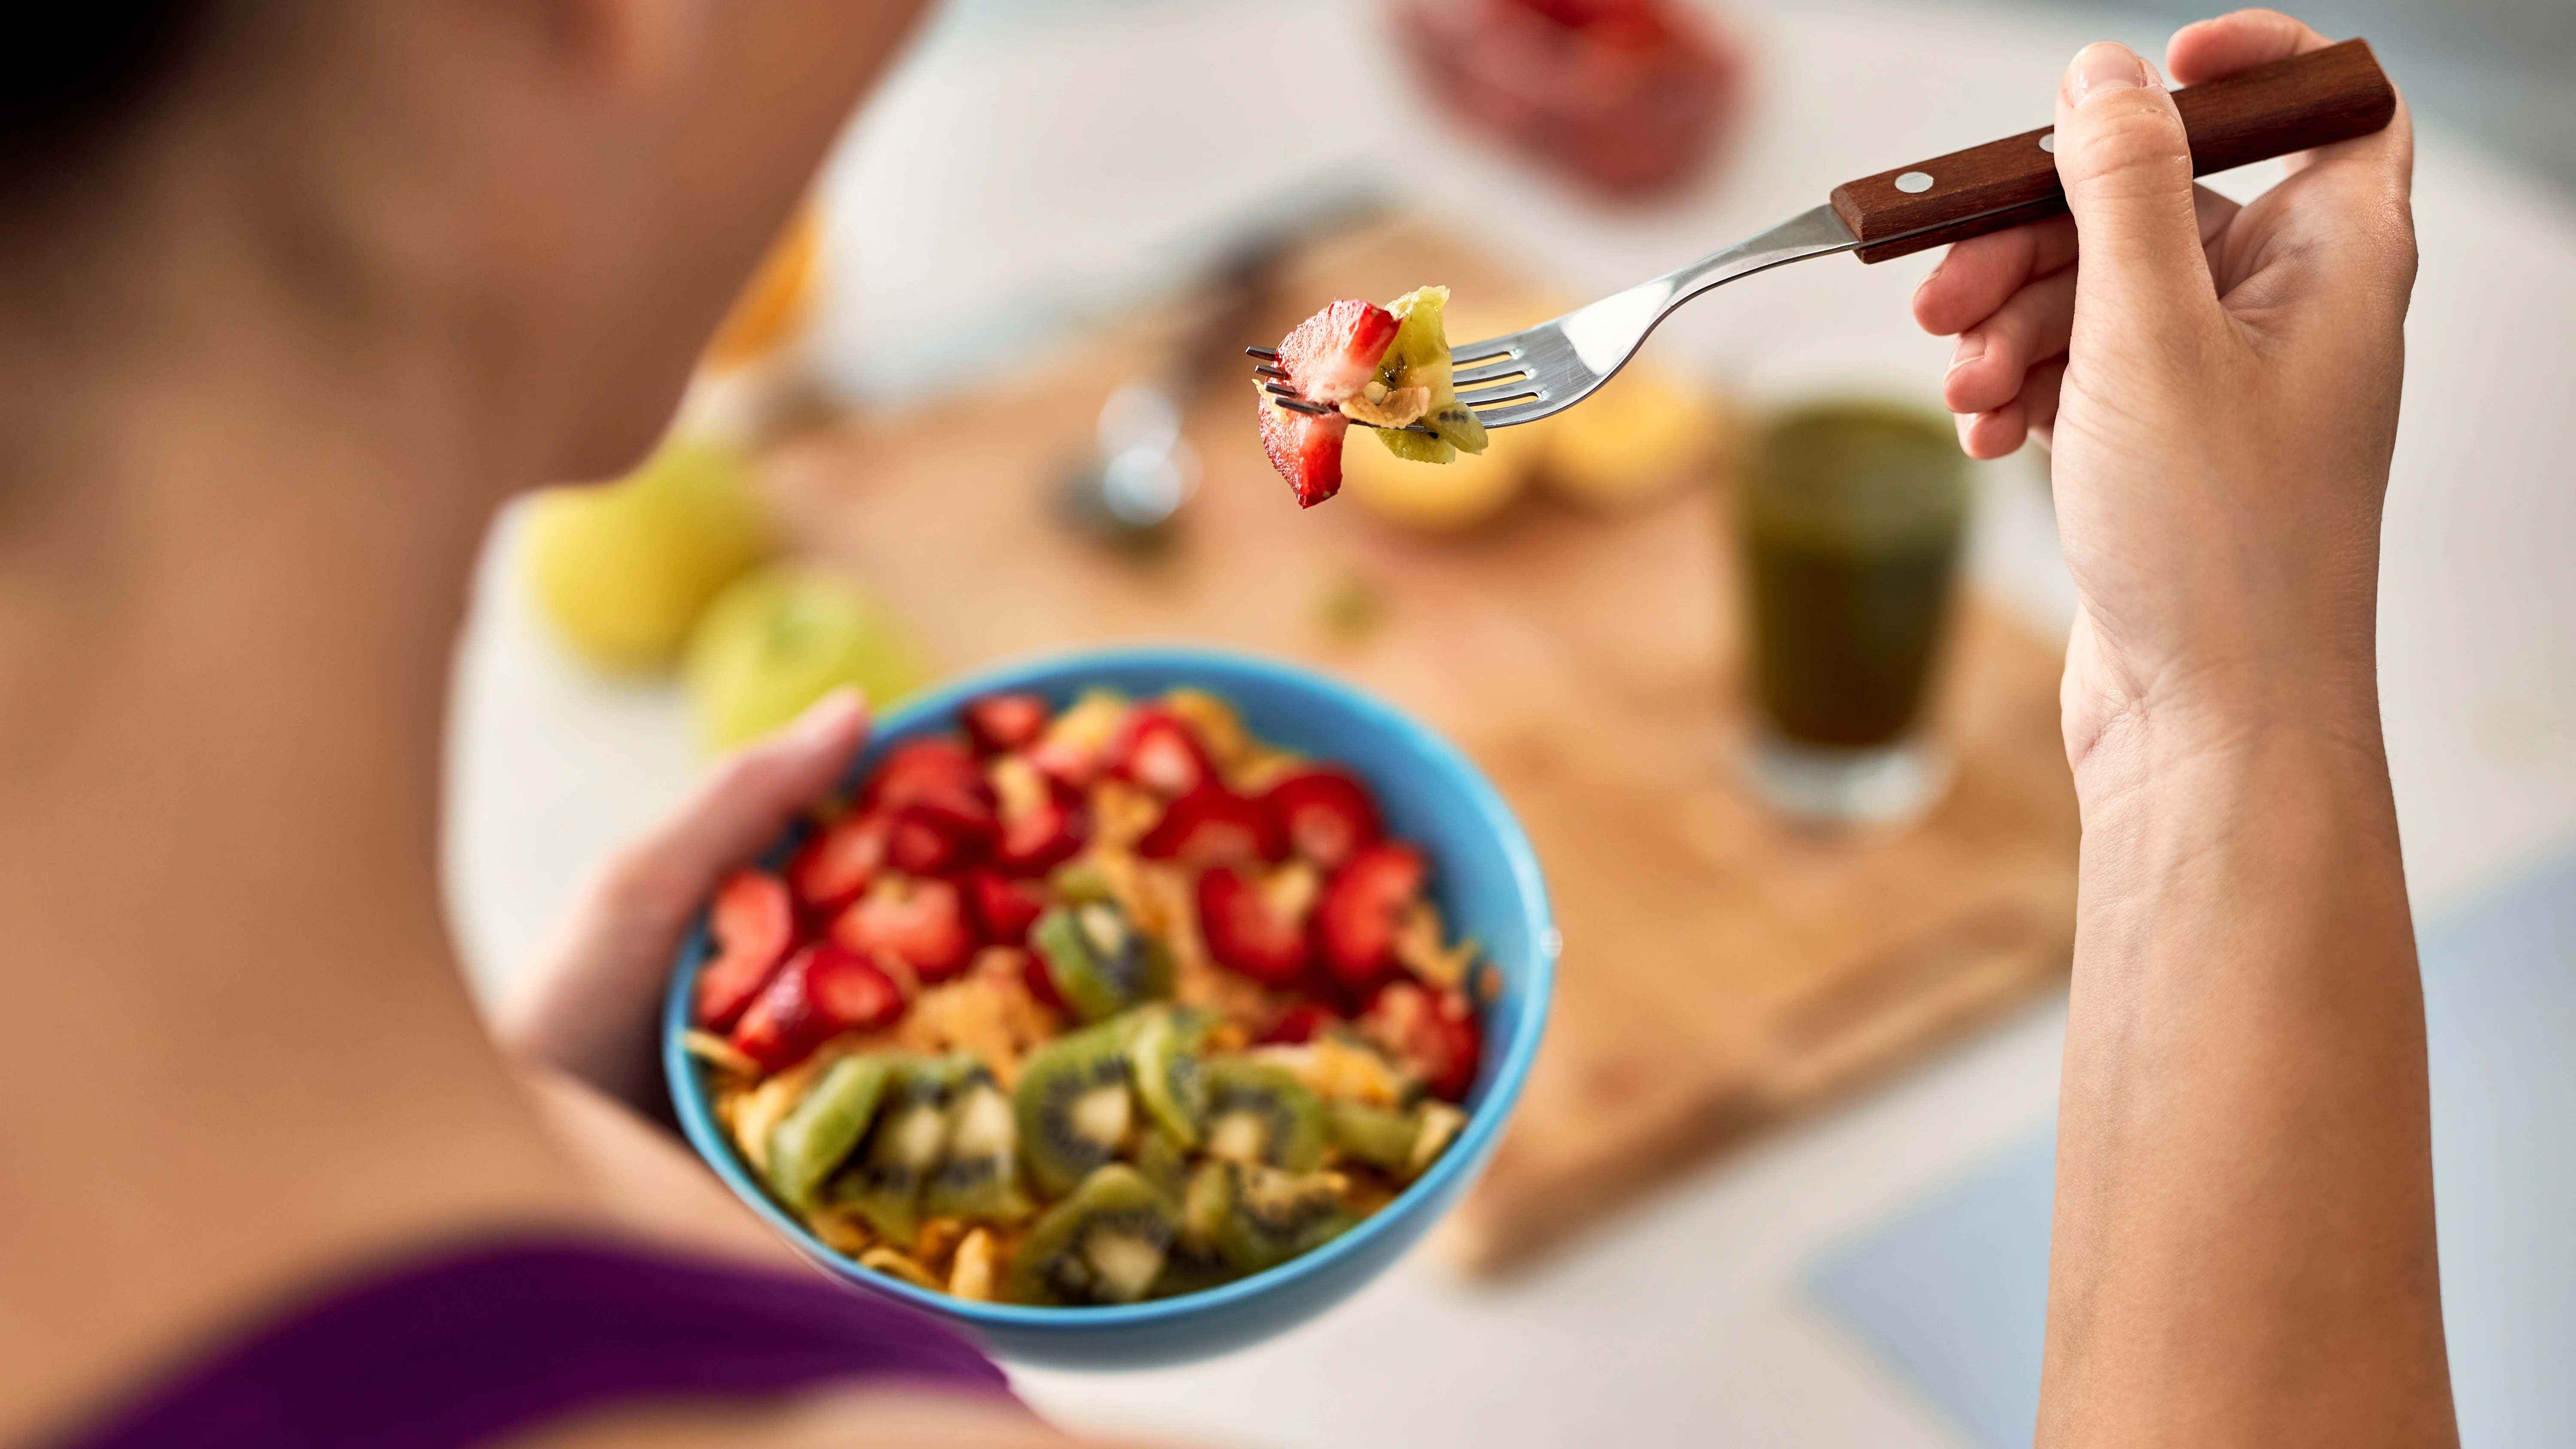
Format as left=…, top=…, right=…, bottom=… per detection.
left=50, top=1238, right=1014, bottom=1449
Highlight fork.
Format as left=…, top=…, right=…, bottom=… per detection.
left=1252, top=38, right=2394, bottom=431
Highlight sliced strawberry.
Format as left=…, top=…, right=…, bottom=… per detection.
left=989, top=755, right=1089, bottom=875
left=830, top=875, right=978, bottom=983
left=730, top=942, right=906, bottom=1073
left=692, top=869, right=798, bottom=1032
left=1262, top=766, right=1384, bottom=872
left=809, top=945, right=908, bottom=1032
left=967, top=869, right=1048, bottom=947
left=1138, top=784, right=1282, bottom=866
left=1276, top=298, right=1400, bottom=404
left=861, top=739, right=996, bottom=840
left=1257, top=394, right=1350, bottom=508
left=1359, top=979, right=1483, bottom=1103
left=1260, top=1002, right=1340, bottom=1045
left=885, top=806, right=980, bottom=877
left=1106, top=705, right=1215, bottom=799
left=786, top=811, right=890, bottom=915
left=1198, top=864, right=1315, bottom=988
left=1317, top=842, right=1427, bottom=994
left=963, top=693, right=1052, bottom=755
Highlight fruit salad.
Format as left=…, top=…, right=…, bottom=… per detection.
left=1257, top=285, right=1490, bottom=507
left=683, top=687, right=1488, bottom=1306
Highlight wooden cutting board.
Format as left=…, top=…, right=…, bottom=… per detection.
left=757, top=216, right=2078, bottom=1276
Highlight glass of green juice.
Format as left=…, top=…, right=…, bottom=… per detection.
left=1737, top=399, right=1968, bottom=826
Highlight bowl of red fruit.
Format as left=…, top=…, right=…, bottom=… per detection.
left=663, top=645, right=1554, bottom=1365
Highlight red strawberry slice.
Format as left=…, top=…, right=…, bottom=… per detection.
left=786, top=811, right=890, bottom=914
left=692, top=869, right=798, bottom=1032
left=730, top=942, right=907, bottom=1072
left=993, top=775, right=1088, bottom=876
left=830, top=875, right=978, bottom=984
left=1359, top=979, right=1483, bottom=1103
left=1198, top=864, right=1316, bottom=988
left=885, top=806, right=981, bottom=877
left=1277, top=299, right=1400, bottom=404
left=1259, top=1002, right=1340, bottom=1045
left=1106, top=705, right=1215, bottom=799
left=963, top=693, right=1052, bottom=755
left=862, top=739, right=996, bottom=840
left=1262, top=766, right=1384, bottom=872
left=1139, top=784, right=1283, bottom=866
left=967, top=869, right=1049, bottom=947
left=1257, top=395, right=1350, bottom=509
left=1317, top=842, right=1427, bottom=993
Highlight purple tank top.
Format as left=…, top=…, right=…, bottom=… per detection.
left=47, top=1238, right=1015, bottom=1449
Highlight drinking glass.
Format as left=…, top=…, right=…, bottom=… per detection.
left=1737, top=399, right=1968, bottom=826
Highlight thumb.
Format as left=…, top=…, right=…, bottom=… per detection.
left=2055, top=42, right=2216, bottom=331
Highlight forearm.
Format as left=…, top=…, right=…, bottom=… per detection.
left=2040, top=714, right=2454, bottom=1446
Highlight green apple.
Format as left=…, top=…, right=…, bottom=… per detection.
left=522, top=436, right=769, bottom=672
left=683, top=562, right=933, bottom=750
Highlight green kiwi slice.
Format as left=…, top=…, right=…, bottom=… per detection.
left=1132, top=1124, right=1192, bottom=1203
left=1030, top=902, right=1173, bottom=1024
left=1014, top=1022, right=1136, bottom=1200
left=1148, top=1158, right=1241, bottom=1298
left=830, top=1055, right=955, bottom=1248
left=920, top=1062, right=1035, bottom=1224
left=765, top=1054, right=894, bottom=1212
left=1199, top=1058, right=1325, bottom=1171
left=1125, top=1007, right=1212, bottom=1148
left=1325, top=1100, right=1468, bottom=1182
left=1205, top=1160, right=1359, bottom=1276
left=1002, top=1164, right=1175, bottom=1306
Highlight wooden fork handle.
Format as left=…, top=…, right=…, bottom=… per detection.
left=1829, top=37, right=2396, bottom=263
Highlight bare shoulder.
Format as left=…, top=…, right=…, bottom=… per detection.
left=502, top=1387, right=1165, bottom=1449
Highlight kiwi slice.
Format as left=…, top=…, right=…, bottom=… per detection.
left=1014, top=1022, right=1136, bottom=1200
left=765, top=1054, right=894, bottom=1212
left=1200, top=1058, right=1325, bottom=1171
left=1125, top=1007, right=1212, bottom=1148
left=1002, top=1164, right=1176, bottom=1306
left=1373, top=286, right=1488, bottom=463
left=1324, top=1099, right=1467, bottom=1182
left=1031, top=902, right=1173, bottom=1024
left=1132, top=1124, right=1191, bottom=1203
left=830, top=1056, right=955, bottom=1248
left=921, top=1062, right=1035, bottom=1224
left=1203, top=1160, right=1359, bottom=1276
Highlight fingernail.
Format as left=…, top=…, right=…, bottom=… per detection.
left=2066, top=41, right=2147, bottom=106
left=1947, top=333, right=1986, bottom=373
left=790, top=686, right=867, bottom=742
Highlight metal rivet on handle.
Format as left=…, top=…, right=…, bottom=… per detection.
left=2038, top=132, right=2057, bottom=153
left=1895, top=171, right=1935, bottom=193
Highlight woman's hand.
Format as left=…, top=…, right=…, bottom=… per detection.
left=1913, top=8, right=2415, bottom=773
left=493, top=690, right=870, bottom=1118
left=1920, top=15, right=2454, bottom=1446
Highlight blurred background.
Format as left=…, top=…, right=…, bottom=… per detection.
left=450, top=0, right=2576, bottom=1445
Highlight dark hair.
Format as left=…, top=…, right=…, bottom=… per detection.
left=2, top=3, right=211, bottom=197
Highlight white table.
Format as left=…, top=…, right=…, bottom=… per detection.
left=447, top=3, right=2576, bottom=1443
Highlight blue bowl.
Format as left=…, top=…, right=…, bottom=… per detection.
left=664, top=644, right=1555, bottom=1367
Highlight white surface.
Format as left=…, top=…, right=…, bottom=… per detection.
left=445, top=2, right=2576, bottom=1443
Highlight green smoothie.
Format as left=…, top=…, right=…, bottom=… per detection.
left=1740, top=402, right=1968, bottom=749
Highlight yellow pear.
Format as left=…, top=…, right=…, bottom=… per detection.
left=683, top=563, right=933, bottom=751
left=522, top=437, right=770, bottom=673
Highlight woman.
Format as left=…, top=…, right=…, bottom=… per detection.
left=0, top=3, right=2449, bottom=1446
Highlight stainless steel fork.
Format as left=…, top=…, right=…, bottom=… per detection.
left=1253, top=38, right=2394, bottom=431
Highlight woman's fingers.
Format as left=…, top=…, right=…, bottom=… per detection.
left=2166, top=7, right=2332, bottom=87
left=1943, top=264, right=2078, bottom=416
left=601, top=688, right=871, bottom=927
left=2020, top=357, right=2070, bottom=448
left=1913, top=216, right=2078, bottom=337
